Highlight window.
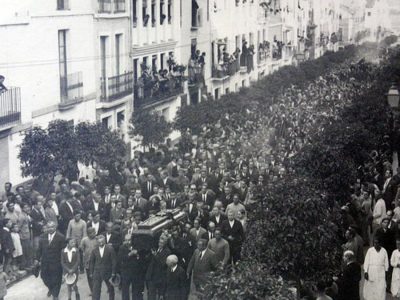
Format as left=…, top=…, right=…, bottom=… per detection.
left=168, top=0, right=172, bottom=24
left=214, top=88, right=219, bottom=100
left=58, top=30, right=68, bottom=99
left=160, top=53, right=165, bottom=70
left=160, top=0, right=166, bottom=25
left=242, top=80, right=245, bottom=87
left=192, top=0, right=200, bottom=27
left=115, top=34, right=122, bottom=76
left=133, top=59, right=139, bottom=83
left=102, top=116, right=110, bottom=128
left=57, top=0, right=69, bottom=10
left=152, top=55, right=157, bottom=72
left=133, top=0, right=137, bottom=26
left=225, top=88, right=229, bottom=94
left=151, top=0, right=156, bottom=27
left=100, top=36, right=108, bottom=80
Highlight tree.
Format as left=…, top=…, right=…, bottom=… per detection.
left=75, top=122, right=127, bottom=171
left=19, top=120, right=127, bottom=187
left=203, top=260, right=296, bottom=300
left=19, top=120, right=77, bottom=179
left=130, top=109, right=172, bottom=150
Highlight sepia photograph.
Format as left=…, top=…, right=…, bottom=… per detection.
left=1, top=0, right=400, bottom=299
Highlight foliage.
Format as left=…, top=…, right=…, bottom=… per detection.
left=75, top=122, right=127, bottom=170
left=174, top=45, right=359, bottom=133
left=19, top=120, right=127, bottom=180
left=243, top=176, right=342, bottom=284
left=203, top=261, right=296, bottom=300
left=19, top=120, right=76, bottom=179
left=380, top=35, right=398, bottom=48
left=130, top=109, right=172, bottom=149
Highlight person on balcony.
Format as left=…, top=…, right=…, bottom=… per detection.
left=0, top=76, right=7, bottom=94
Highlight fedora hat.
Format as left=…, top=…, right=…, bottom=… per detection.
left=64, top=273, right=77, bottom=285
left=109, top=274, right=121, bottom=287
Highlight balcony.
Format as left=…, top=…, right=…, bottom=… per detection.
left=100, top=72, right=133, bottom=103
left=188, top=65, right=204, bottom=86
left=59, top=72, right=83, bottom=110
left=98, top=0, right=112, bottom=13
left=134, top=79, right=184, bottom=109
left=212, top=61, right=239, bottom=80
left=0, top=87, right=21, bottom=131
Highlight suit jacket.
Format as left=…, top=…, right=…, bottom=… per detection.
left=145, top=247, right=171, bottom=284
left=0, top=228, right=14, bottom=255
left=87, top=220, right=106, bottom=236
left=30, top=208, right=46, bottom=237
left=84, top=200, right=106, bottom=220
left=59, top=201, right=75, bottom=225
left=141, top=180, right=156, bottom=199
left=189, top=227, right=207, bottom=243
left=221, top=219, right=244, bottom=249
left=164, top=265, right=186, bottom=300
left=167, top=198, right=181, bottom=210
left=158, top=177, right=176, bottom=191
left=209, top=214, right=228, bottom=227
left=103, top=232, right=121, bottom=253
left=337, top=261, right=361, bottom=300
left=61, top=248, right=80, bottom=274
left=198, top=190, right=216, bottom=210
left=117, top=244, right=147, bottom=279
left=172, top=234, right=195, bottom=268
left=37, top=232, right=66, bottom=267
left=89, top=244, right=117, bottom=277
left=187, top=248, right=217, bottom=285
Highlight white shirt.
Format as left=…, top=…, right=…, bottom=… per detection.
left=373, top=198, right=387, bottom=225
left=51, top=202, right=59, bottom=216
left=66, top=201, right=74, bottom=214
left=215, top=215, right=220, bottom=223
left=92, top=222, right=99, bottom=234
left=48, top=232, right=56, bottom=244
left=64, top=247, right=77, bottom=263
left=171, top=265, right=178, bottom=272
left=99, top=246, right=105, bottom=258
left=106, top=233, right=112, bottom=243
left=199, top=249, right=206, bottom=260
left=229, top=220, right=235, bottom=228
left=93, top=201, right=99, bottom=211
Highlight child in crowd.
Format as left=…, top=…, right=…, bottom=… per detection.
left=10, top=224, right=23, bottom=271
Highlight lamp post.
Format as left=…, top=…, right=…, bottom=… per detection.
left=387, top=84, right=400, bottom=175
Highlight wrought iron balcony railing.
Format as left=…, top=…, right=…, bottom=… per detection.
left=0, top=87, right=21, bottom=129
left=100, top=71, right=133, bottom=102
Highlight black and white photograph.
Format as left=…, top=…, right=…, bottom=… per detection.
left=1, top=0, right=400, bottom=299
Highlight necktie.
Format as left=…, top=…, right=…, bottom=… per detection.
left=199, top=251, right=203, bottom=259
left=148, top=182, right=151, bottom=192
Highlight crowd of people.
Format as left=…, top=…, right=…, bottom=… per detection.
left=0, top=46, right=396, bottom=300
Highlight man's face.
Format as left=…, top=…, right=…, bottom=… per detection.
left=8, top=204, right=14, bottom=212
left=215, top=230, right=222, bottom=240
left=74, top=214, right=81, bottom=222
left=4, top=183, right=11, bottom=192
left=194, top=220, right=200, bottom=229
left=227, top=211, right=234, bottom=221
left=47, top=224, right=56, bottom=234
left=197, top=241, right=206, bottom=251
left=115, top=186, right=121, bottom=194
left=106, top=224, right=112, bottom=233
left=233, top=195, right=239, bottom=204
left=382, top=220, right=389, bottom=229
left=212, top=207, right=219, bottom=216
left=209, top=223, right=215, bottom=232
left=98, top=237, right=106, bottom=247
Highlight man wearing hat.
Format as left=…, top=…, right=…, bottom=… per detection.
left=89, top=235, right=117, bottom=300
left=164, top=255, right=186, bottom=300
left=35, top=221, right=65, bottom=300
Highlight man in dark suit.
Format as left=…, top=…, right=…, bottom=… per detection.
left=202, top=221, right=216, bottom=242
left=87, top=211, right=106, bottom=236
left=113, top=184, right=127, bottom=208
left=103, top=222, right=121, bottom=253
left=35, top=221, right=65, bottom=300
left=166, top=191, right=181, bottom=210
left=335, top=250, right=361, bottom=300
left=187, top=239, right=218, bottom=290
left=199, top=183, right=216, bottom=211
left=164, top=255, right=186, bottom=300
left=132, top=189, right=149, bottom=217
left=209, top=206, right=227, bottom=227
left=117, top=233, right=147, bottom=300
left=158, top=171, right=176, bottom=192
left=89, top=235, right=117, bottom=300
left=85, top=193, right=106, bottom=221
left=30, top=198, right=46, bottom=252
left=146, top=238, right=171, bottom=300
left=59, top=193, right=75, bottom=235
left=141, top=175, right=156, bottom=199
left=221, top=210, right=244, bottom=264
